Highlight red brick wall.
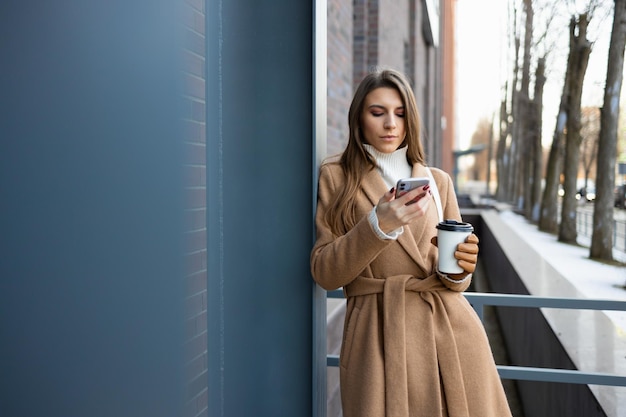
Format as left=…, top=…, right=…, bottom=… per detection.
left=183, top=0, right=208, bottom=416
left=352, top=0, right=379, bottom=88
left=378, top=0, right=410, bottom=71
left=328, top=0, right=354, bottom=156
left=327, top=0, right=447, bottom=167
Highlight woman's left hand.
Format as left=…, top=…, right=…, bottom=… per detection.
left=431, top=233, right=479, bottom=279
left=454, top=233, right=479, bottom=274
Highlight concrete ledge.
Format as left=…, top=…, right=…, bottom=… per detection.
left=474, top=209, right=626, bottom=417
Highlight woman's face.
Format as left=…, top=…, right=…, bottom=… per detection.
left=360, top=87, right=406, bottom=154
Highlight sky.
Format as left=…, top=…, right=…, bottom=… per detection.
left=455, top=0, right=508, bottom=149
left=455, top=0, right=614, bottom=150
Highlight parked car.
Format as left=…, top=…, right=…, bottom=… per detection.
left=577, top=186, right=596, bottom=202
left=615, top=184, right=626, bottom=209
left=557, top=180, right=596, bottom=202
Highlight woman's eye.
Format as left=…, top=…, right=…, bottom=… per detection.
left=396, top=113, right=405, bottom=118
left=371, top=112, right=384, bottom=117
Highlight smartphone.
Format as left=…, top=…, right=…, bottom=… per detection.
left=395, top=177, right=430, bottom=198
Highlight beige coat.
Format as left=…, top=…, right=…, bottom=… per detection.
left=311, top=161, right=512, bottom=417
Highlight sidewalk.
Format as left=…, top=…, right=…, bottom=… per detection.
left=458, top=179, right=626, bottom=263
left=479, top=208, right=626, bottom=416
left=495, top=209, right=626, bottom=331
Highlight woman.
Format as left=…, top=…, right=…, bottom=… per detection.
left=311, top=69, right=511, bottom=417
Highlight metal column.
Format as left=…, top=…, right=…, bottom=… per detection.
left=206, top=1, right=318, bottom=416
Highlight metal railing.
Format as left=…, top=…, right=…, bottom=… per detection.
left=577, top=208, right=626, bottom=254
left=326, top=290, right=626, bottom=387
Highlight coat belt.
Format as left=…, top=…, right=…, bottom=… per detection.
left=345, top=274, right=470, bottom=417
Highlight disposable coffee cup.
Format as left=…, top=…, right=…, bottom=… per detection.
left=436, top=219, right=474, bottom=274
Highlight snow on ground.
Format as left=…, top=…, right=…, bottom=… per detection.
left=499, top=210, right=626, bottom=330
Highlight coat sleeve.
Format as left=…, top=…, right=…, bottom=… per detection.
left=310, top=164, right=393, bottom=291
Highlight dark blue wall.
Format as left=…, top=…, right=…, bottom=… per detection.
left=1, top=1, right=318, bottom=415
left=205, top=1, right=315, bottom=416
left=0, top=1, right=185, bottom=416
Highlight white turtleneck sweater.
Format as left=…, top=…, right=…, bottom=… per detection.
left=363, top=144, right=412, bottom=189
left=363, top=144, right=412, bottom=240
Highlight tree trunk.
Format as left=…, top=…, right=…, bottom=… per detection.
left=506, top=34, right=521, bottom=203
left=559, top=13, right=591, bottom=244
left=539, top=20, right=574, bottom=234
left=522, top=98, right=534, bottom=218
left=529, top=57, right=546, bottom=222
left=486, top=114, right=494, bottom=196
left=496, top=96, right=509, bottom=200
left=591, top=0, right=626, bottom=261
left=538, top=122, right=565, bottom=233
left=501, top=4, right=521, bottom=204
left=512, top=0, right=533, bottom=209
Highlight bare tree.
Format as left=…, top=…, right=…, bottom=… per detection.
left=539, top=95, right=567, bottom=233
left=498, top=0, right=557, bottom=215
left=539, top=0, right=603, bottom=233
left=496, top=92, right=510, bottom=200
left=501, top=1, right=522, bottom=203
left=591, top=0, right=626, bottom=261
left=539, top=35, right=570, bottom=233
left=559, top=13, right=592, bottom=244
left=511, top=0, right=534, bottom=209
left=526, top=0, right=560, bottom=222
left=486, top=113, right=495, bottom=196
left=527, top=57, right=547, bottom=222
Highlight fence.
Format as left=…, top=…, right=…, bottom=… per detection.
left=577, top=207, right=626, bottom=254
left=326, top=289, right=626, bottom=387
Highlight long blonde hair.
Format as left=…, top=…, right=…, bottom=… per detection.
left=326, top=68, right=426, bottom=236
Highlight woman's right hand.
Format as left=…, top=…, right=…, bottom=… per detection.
left=375, top=185, right=432, bottom=234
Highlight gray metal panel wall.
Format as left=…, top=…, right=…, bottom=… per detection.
left=0, top=1, right=185, bottom=416
left=206, top=1, right=315, bottom=416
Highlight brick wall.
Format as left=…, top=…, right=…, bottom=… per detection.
left=326, top=0, right=445, bottom=165
left=411, top=2, right=438, bottom=166
left=378, top=0, right=410, bottom=71
left=352, top=0, right=380, bottom=88
left=327, top=0, right=354, bottom=156
left=183, top=0, right=208, bottom=416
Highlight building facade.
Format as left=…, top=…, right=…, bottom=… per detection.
left=326, top=0, right=456, bottom=175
